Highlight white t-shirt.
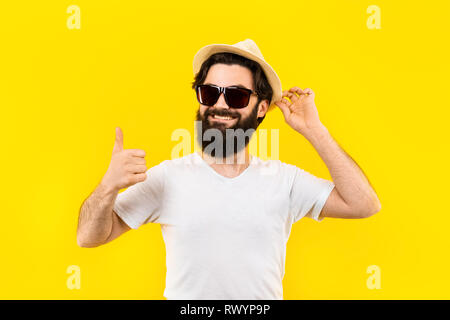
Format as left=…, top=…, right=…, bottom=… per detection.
left=113, top=152, right=335, bottom=300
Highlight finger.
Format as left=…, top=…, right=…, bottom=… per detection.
left=289, top=87, right=305, bottom=96
left=132, top=173, right=147, bottom=183
left=128, top=164, right=148, bottom=174
left=289, top=87, right=305, bottom=95
left=274, top=98, right=291, bottom=118
left=130, top=157, right=146, bottom=165
left=126, top=149, right=146, bottom=157
left=279, top=97, right=291, bottom=106
left=281, top=90, right=295, bottom=98
left=303, top=88, right=315, bottom=97
left=284, top=91, right=299, bottom=103
left=113, top=127, right=123, bottom=154
left=278, top=93, right=292, bottom=107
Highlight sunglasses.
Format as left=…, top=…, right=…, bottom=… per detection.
left=195, top=84, right=258, bottom=109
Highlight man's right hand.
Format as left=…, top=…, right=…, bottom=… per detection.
left=100, top=127, right=147, bottom=192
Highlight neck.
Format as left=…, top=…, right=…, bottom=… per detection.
left=198, top=145, right=251, bottom=168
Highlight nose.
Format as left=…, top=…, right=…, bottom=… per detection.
left=214, top=91, right=230, bottom=109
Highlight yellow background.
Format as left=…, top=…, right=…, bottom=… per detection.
left=0, top=0, right=449, bottom=299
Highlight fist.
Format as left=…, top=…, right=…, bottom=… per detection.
left=101, top=127, right=147, bottom=191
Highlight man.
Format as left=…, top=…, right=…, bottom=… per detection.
left=77, top=39, right=381, bottom=300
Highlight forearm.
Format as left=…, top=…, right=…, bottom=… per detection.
left=303, top=125, right=381, bottom=214
left=77, top=182, right=118, bottom=247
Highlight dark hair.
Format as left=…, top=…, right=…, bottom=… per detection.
left=191, top=52, right=273, bottom=126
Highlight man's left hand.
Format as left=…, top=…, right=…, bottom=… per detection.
left=274, top=87, right=325, bottom=137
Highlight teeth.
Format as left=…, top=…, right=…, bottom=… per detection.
left=214, top=115, right=233, bottom=120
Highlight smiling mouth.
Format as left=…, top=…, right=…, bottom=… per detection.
left=209, top=114, right=237, bottom=122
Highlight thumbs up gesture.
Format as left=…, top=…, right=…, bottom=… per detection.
left=101, top=127, right=147, bottom=192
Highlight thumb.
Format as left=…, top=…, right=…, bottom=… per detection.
left=275, top=99, right=290, bottom=119
left=113, top=127, right=123, bottom=153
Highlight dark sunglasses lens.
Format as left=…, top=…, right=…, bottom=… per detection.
left=197, top=85, right=219, bottom=106
left=226, top=88, right=250, bottom=108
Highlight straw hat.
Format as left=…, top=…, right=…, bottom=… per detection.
left=193, top=38, right=282, bottom=112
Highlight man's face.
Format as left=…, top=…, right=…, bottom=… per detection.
left=195, top=63, right=267, bottom=159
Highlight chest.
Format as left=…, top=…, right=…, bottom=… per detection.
left=160, top=172, right=292, bottom=239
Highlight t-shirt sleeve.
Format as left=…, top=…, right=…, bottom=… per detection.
left=113, top=160, right=166, bottom=229
left=288, top=164, right=335, bottom=223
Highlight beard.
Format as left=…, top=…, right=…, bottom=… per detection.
left=195, top=102, right=260, bottom=160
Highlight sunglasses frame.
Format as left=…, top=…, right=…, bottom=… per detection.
left=195, top=84, right=258, bottom=109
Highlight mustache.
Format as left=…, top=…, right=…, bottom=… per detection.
left=204, top=108, right=240, bottom=119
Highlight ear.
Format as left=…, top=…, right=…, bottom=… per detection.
left=257, top=99, right=269, bottom=118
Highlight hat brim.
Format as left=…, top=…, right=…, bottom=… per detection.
left=193, top=44, right=282, bottom=112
